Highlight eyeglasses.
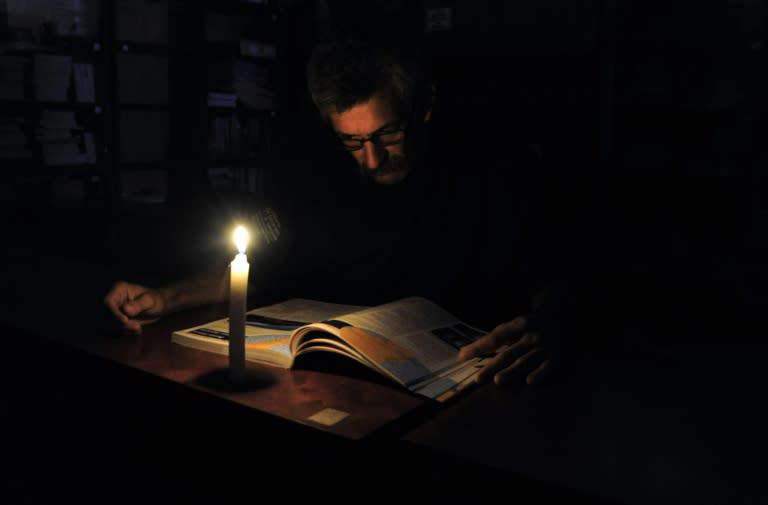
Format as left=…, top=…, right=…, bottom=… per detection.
left=336, top=125, right=406, bottom=152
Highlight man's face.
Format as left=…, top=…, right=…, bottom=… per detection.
left=328, top=92, right=410, bottom=185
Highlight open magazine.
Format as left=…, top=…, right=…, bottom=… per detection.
left=172, top=296, right=503, bottom=402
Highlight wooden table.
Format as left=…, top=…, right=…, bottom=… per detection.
left=3, top=253, right=765, bottom=505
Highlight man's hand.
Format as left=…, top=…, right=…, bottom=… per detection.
left=104, top=281, right=168, bottom=335
left=458, top=315, right=555, bottom=386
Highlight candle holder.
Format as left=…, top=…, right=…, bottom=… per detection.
left=195, top=366, right=275, bottom=393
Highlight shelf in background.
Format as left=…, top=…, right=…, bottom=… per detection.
left=0, top=99, right=102, bottom=112
left=0, top=38, right=101, bottom=56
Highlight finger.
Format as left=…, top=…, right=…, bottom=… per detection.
left=458, top=335, right=496, bottom=361
left=526, top=359, right=552, bottom=385
left=121, top=291, right=157, bottom=318
left=480, top=333, right=538, bottom=377
left=106, top=300, right=129, bottom=324
left=104, top=290, right=131, bottom=324
left=473, top=331, right=540, bottom=382
left=458, top=316, right=527, bottom=360
left=494, top=348, right=547, bottom=386
left=121, top=320, right=143, bottom=335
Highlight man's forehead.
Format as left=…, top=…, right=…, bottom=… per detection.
left=329, top=93, right=400, bottom=136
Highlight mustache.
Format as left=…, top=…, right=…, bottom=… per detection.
left=358, top=155, right=408, bottom=178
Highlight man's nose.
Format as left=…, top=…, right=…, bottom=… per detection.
left=361, top=139, right=386, bottom=170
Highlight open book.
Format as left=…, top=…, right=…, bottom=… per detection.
left=172, top=296, right=501, bottom=402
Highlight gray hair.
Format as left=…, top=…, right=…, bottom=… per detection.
left=306, top=38, right=420, bottom=121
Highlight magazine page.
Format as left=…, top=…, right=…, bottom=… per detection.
left=415, top=361, right=481, bottom=401
left=172, top=299, right=367, bottom=368
left=413, top=344, right=511, bottom=401
left=327, top=297, right=488, bottom=389
left=247, top=298, right=368, bottom=324
left=289, top=319, right=363, bottom=355
left=171, top=316, right=295, bottom=367
left=293, top=336, right=377, bottom=368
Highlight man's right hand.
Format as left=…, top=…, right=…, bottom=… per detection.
left=104, top=281, right=168, bottom=335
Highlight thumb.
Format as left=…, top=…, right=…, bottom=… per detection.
left=122, top=292, right=156, bottom=317
left=458, top=316, right=528, bottom=360
left=458, top=333, right=497, bottom=360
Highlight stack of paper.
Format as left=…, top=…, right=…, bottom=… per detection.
left=36, top=110, right=94, bottom=166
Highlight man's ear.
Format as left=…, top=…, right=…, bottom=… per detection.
left=423, top=82, right=437, bottom=124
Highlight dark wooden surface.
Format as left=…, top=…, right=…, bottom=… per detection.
left=53, top=304, right=428, bottom=441
left=406, top=345, right=768, bottom=505
left=1, top=254, right=614, bottom=505
left=1, top=253, right=428, bottom=441
left=3, top=253, right=765, bottom=505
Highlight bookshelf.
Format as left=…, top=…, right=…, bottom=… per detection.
left=0, top=0, right=108, bottom=260
left=104, top=0, right=282, bottom=279
left=198, top=0, right=280, bottom=201
left=108, top=0, right=171, bottom=210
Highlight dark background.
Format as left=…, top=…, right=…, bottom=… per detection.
left=1, top=0, right=766, bottom=339
left=1, top=3, right=767, bottom=503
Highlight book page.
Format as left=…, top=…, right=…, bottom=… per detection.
left=172, top=316, right=294, bottom=368
left=171, top=299, right=367, bottom=368
left=330, top=297, right=487, bottom=389
left=172, top=297, right=490, bottom=400
left=247, top=298, right=368, bottom=325
left=412, top=344, right=511, bottom=401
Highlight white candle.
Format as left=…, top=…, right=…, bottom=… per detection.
left=229, top=225, right=249, bottom=382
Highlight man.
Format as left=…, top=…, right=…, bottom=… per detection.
left=105, top=36, right=570, bottom=387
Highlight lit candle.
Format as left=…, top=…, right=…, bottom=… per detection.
left=229, top=225, right=249, bottom=382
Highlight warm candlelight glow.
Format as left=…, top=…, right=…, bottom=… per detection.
left=229, top=225, right=250, bottom=382
left=233, top=225, right=249, bottom=254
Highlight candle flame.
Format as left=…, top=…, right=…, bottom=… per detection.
left=233, top=225, right=249, bottom=254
